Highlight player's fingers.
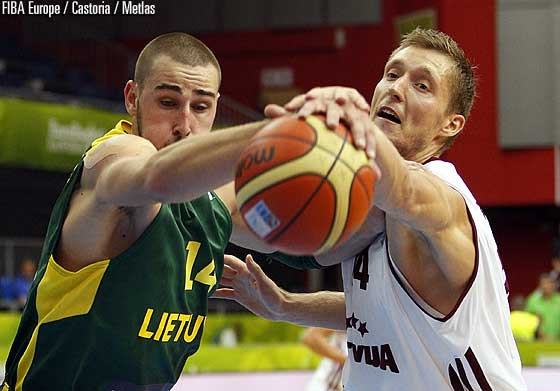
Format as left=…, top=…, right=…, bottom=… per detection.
left=284, top=94, right=307, bottom=111
left=224, top=254, right=248, bottom=271
left=304, top=87, right=323, bottom=100
left=349, top=91, right=371, bottom=112
left=369, top=160, right=382, bottom=181
left=346, top=115, right=366, bottom=150
left=298, top=100, right=323, bottom=118
left=212, top=288, right=236, bottom=300
left=246, top=254, right=267, bottom=281
left=334, top=88, right=349, bottom=105
left=264, top=104, right=288, bottom=118
left=364, top=125, right=377, bottom=160
left=222, top=264, right=238, bottom=277
left=219, top=277, right=235, bottom=287
left=326, top=101, right=342, bottom=129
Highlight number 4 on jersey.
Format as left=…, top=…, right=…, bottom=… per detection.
left=353, top=252, right=370, bottom=290
left=184, top=240, right=217, bottom=292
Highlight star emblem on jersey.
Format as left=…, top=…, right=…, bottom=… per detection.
left=346, top=313, right=358, bottom=329
left=346, top=314, right=370, bottom=337
left=357, top=321, right=369, bottom=337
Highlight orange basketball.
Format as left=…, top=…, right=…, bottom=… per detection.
left=234, top=115, right=377, bottom=255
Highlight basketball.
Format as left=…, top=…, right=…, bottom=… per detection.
left=234, top=115, right=377, bottom=255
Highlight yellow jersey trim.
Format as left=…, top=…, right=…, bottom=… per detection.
left=15, top=255, right=110, bottom=390
left=87, top=120, right=131, bottom=155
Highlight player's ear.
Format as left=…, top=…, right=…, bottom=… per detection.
left=124, top=80, right=138, bottom=117
left=440, top=113, right=465, bottom=138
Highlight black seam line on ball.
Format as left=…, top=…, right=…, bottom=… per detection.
left=268, top=130, right=348, bottom=246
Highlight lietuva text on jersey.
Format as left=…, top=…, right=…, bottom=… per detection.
left=1, top=121, right=232, bottom=391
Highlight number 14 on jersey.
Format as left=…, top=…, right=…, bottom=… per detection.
left=184, top=240, right=216, bottom=292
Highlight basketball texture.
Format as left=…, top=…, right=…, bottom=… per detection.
left=234, top=115, right=376, bottom=255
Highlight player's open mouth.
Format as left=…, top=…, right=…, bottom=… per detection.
left=377, top=107, right=401, bottom=124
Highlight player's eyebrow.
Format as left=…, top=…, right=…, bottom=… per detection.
left=194, top=88, right=216, bottom=98
left=154, top=83, right=216, bottom=98
left=154, top=83, right=182, bottom=93
left=385, top=59, right=438, bottom=81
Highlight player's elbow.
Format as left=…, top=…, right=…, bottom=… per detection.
left=301, top=330, right=315, bottom=347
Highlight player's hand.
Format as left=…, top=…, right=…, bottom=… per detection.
left=213, top=254, right=285, bottom=321
left=265, top=87, right=377, bottom=160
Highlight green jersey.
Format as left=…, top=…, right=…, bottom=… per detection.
left=2, top=121, right=232, bottom=391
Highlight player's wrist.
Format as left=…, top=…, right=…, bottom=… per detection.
left=272, top=288, right=294, bottom=322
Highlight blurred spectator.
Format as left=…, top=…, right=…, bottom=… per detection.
left=525, top=273, right=560, bottom=341
left=211, top=321, right=243, bottom=347
left=549, top=255, right=560, bottom=290
left=11, top=258, right=37, bottom=309
left=510, top=294, right=540, bottom=342
left=302, top=328, right=346, bottom=391
left=0, top=274, right=13, bottom=310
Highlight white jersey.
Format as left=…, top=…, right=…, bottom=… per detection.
left=341, top=160, right=526, bottom=391
left=306, top=332, right=347, bottom=391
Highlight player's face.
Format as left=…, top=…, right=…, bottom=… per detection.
left=126, top=55, right=219, bottom=149
left=370, top=46, right=456, bottom=160
left=540, top=276, right=556, bottom=296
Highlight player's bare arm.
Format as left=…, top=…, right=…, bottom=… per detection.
left=95, top=123, right=266, bottom=206
left=371, top=126, right=475, bottom=291
left=215, top=254, right=346, bottom=330
left=56, top=121, right=267, bottom=272
left=289, top=86, right=475, bottom=313
left=302, top=328, right=346, bottom=365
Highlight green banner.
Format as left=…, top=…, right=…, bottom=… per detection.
left=0, top=97, right=126, bottom=172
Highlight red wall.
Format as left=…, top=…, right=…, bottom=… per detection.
left=194, top=0, right=556, bottom=208
left=437, top=0, right=555, bottom=206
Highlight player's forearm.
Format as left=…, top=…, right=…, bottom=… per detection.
left=371, top=127, right=413, bottom=215
left=302, top=330, right=346, bottom=363
left=145, top=121, right=268, bottom=203
left=275, top=290, right=346, bottom=330
left=306, top=342, right=346, bottom=364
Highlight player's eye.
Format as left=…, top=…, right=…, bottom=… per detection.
left=160, top=99, right=177, bottom=107
left=192, top=103, right=210, bottom=112
left=416, top=83, right=429, bottom=92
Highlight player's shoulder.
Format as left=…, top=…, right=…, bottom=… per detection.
left=84, top=133, right=156, bottom=170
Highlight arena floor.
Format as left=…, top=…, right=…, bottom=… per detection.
left=173, top=368, right=560, bottom=390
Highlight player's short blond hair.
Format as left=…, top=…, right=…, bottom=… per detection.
left=134, top=32, right=221, bottom=90
left=392, top=28, right=476, bottom=153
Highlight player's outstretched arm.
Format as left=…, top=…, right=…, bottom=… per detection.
left=214, top=254, right=346, bottom=330
left=302, top=328, right=346, bottom=365
left=279, top=86, right=465, bottom=232
left=286, top=86, right=474, bottom=286
left=88, top=121, right=267, bottom=207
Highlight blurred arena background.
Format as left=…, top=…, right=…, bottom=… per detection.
left=1, top=0, right=560, bottom=389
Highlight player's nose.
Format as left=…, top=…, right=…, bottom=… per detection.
left=388, top=77, right=405, bottom=102
left=173, top=110, right=192, bottom=139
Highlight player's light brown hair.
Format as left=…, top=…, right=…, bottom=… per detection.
left=134, top=32, right=221, bottom=90
left=392, top=28, right=476, bottom=153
